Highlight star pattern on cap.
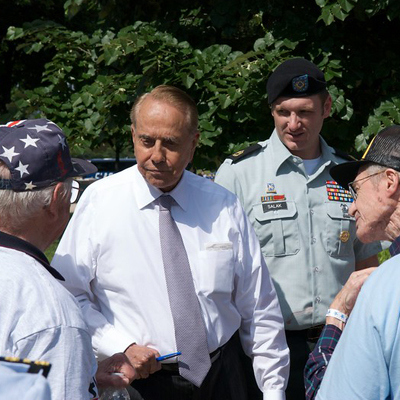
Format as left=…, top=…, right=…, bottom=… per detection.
left=1, top=146, right=20, bottom=162
left=58, top=134, right=67, bottom=150
left=0, top=118, right=79, bottom=192
left=15, top=161, right=29, bottom=177
left=24, top=181, right=37, bottom=190
left=27, top=124, right=52, bottom=133
left=20, top=134, right=40, bottom=149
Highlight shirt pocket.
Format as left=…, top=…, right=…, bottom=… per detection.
left=195, top=248, right=234, bottom=297
left=325, top=201, right=356, bottom=257
left=252, top=201, right=300, bottom=257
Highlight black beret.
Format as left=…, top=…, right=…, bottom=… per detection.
left=267, top=58, right=327, bottom=105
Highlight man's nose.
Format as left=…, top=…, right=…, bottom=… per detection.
left=151, top=143, right=166, bottom=163
left=287, top=113, right=300, bottom=131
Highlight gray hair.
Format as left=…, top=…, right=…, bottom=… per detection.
left=0, top=162, right=71, bottom=230
left=130, top=85, right=199, bottom=135
left=363, top=163, right=400, bottom=187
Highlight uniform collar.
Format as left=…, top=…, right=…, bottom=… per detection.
left=270, top=129, right=334, bottom=174
left=134, top=166, right=189, bottom=211
left=0, top=230, right=65, bottom=281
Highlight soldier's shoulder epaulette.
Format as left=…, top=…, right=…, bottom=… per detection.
left=333, top=148, right=357, bottom=162
left=227, top=143, right=262, bottom=163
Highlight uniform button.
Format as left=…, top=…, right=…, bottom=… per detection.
left=311, top=237, right=316, bottom=244
left=316, top=296, right=321, bottom=303
left=310, top=209, right=314, bottom=215
left=314, top=267, right=319, bottom=272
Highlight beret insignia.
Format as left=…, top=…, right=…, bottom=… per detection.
left=292, top=74, right=309, bottom=93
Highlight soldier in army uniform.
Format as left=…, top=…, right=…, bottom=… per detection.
left=215, top=58, right=382, bottom=399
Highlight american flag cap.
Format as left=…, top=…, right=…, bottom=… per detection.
left=0, top=118, right=97, bottom=191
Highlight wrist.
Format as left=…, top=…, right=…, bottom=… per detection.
left=326, top=308, right=348, bottom=323
left=326, top=316, right=346, bottom=331
left=326, top=309, right=348, bottom=331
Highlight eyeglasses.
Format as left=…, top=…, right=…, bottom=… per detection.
left=348, top=171, right=385, bottom=201
left=70, top=180, right=83, bottom=204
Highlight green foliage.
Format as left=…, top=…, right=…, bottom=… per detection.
left=378, top=248, right=390, bottom=265
left=1, top=0, right=400, bottom=168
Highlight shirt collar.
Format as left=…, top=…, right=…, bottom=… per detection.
left=134, top=166, right=189, bottom=211
left=0, top=230, right=65, bottom=281
left=270, top=129, right=333, bottom=174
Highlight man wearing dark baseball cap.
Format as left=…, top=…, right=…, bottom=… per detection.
left=302, top=125, right=400, bottom=399
left=216, top=58, right=383, bottom=399
left=0, top=119, right=135, bottom=398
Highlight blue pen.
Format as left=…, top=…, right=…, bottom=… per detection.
left=156, top=352, right=181, bottom=361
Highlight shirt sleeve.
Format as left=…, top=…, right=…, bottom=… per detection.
left=316, top=262, right=400, bottom=400
left=51, top=190, right=134, bottom=360
left=14, top=327, right=97, bottom=400
left=304, top=325, right=342, bottom=400
left=215, top=162, right=244, bottom=203
left=231, top=199, right=289, bottom=398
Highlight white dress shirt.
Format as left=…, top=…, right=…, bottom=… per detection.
left=52, top=165, right=289, bottom=399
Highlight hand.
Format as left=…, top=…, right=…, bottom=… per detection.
left=327, top=267, right=377, bottom=329
left=124, top=344, right=161, bottom=379
left=96, top=352, right=136, bottom=388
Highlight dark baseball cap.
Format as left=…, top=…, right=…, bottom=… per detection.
left=330, top=125, right=400, bottom=189
left=0, top=118, right=97, bottom=191
left=267, top=58, right=327, bottom=105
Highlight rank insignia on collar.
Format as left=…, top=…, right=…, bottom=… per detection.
left=232, top=149, right=244, bottom=157
left=292, top=74, right=309, bottom=93
left=326, top=180, right=353, bottom=203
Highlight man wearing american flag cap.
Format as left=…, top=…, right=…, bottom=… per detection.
left=0, top=119, right=135, bottom=399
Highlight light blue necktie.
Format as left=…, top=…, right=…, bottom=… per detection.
left=158, top=195, right=211, bottom=387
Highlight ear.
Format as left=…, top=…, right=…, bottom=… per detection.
left=46, top=183, right=68, bottom=219
left=385, top=169, right=400, bottom=197
left=323, top=95, right=332, bottom=118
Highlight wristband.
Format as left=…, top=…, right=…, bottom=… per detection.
left=326, top=309, right=348, bottom=324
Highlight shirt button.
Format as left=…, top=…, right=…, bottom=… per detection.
left=314, top=267, right=319, bottom=272
left=311, top=237, right=316, bottom=244
left=316, top=296, right=321, bottom=303
left=310, top=209, right=314, bottom=215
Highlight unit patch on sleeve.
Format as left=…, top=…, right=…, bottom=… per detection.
left=326, top=180, right=353, bottom=202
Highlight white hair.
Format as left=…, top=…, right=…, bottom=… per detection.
left=364, top=163, right=400, bottom=187
left=0, top=162, right=71, bottom=229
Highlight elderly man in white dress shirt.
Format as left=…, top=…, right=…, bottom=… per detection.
left=52, top=85, right=289, bottom=400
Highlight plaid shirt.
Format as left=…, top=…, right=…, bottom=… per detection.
left=304, top=324, right=342, bottom=400
left=389, top=235, right=400, bottom=257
